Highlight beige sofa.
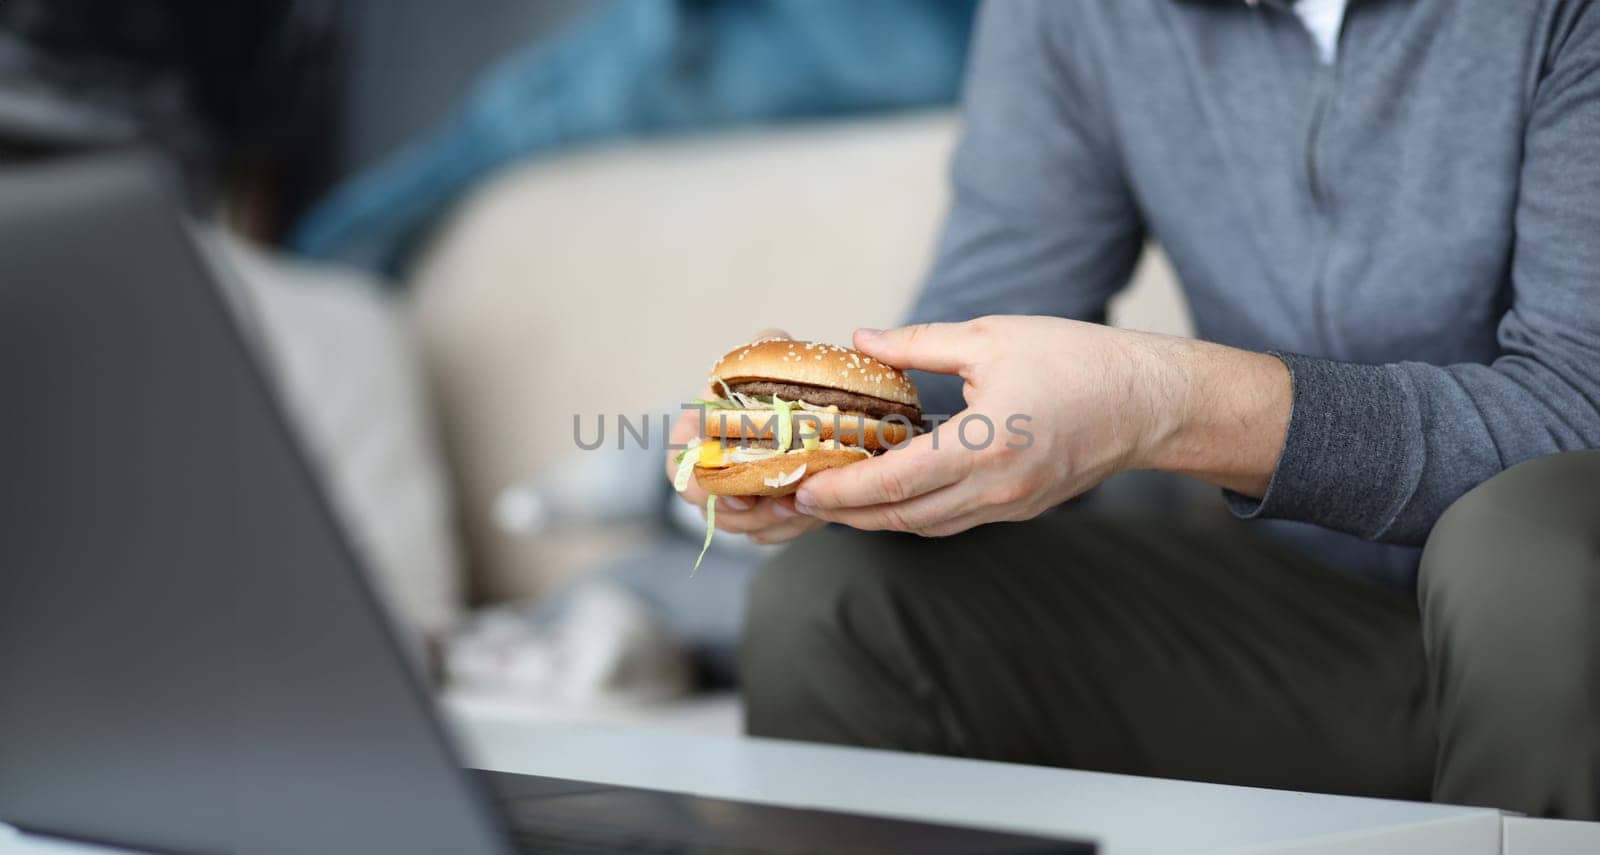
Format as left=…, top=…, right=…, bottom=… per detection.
left=406, top=110, right=1191, bottom=603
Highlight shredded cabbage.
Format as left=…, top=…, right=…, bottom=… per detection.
left=692, top=494, right=716, bottom=576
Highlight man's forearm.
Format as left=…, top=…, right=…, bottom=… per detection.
left=1131, top=337, right=1292, bottom=498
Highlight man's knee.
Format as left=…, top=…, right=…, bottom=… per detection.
left=739, top=527, right=943, bottom=749
left=1421, top=451, right=1600, bottom=641
left=1419, top=451, right=1600, bottom=816
left=743, top=528, right=889, bottom=658
left=740, top=528, right=885, bottom=724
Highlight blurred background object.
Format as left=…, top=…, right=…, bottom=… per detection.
left=200, top=229, right=467, bottom=643
left=1, top=0, right=1190, bottom=735
left=0, top=0, right=339, bottom=236
left=330, top=0, right=597, bottom=179
left=290, top=0, right=980, bottom=272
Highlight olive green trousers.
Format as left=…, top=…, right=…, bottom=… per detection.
left=741, top=452, right=1600, bottom=819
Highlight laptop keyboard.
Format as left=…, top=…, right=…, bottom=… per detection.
left=479, top=770, right=1092, bottom=854
left=507, top=824, right=768, bottom=854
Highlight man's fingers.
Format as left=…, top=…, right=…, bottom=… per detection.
left=853, top=322, right=974, bottom=375
left=747, top=514, right=825, bottom=545
left=795, top=428, right=969, bottom=511
left=711, top=495, right=802, bottom=534
left=674, top=477, right=709, bottom=507
left=812, top=493, right=997, bottom=538
left=916, top=509, right=992, bottom=538
left=799, top=483, right=973, bottom=534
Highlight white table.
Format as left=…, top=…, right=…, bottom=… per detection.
left=6, top=711, right=1597, bottom=855
left=455, top=712, right=1500, bottom=855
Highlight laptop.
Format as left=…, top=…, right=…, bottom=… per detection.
left=0, top=153, right=1093, bottom=855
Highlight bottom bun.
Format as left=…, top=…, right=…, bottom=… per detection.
left=694, top=448, right=868, bottom=497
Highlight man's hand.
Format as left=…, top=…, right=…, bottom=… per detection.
left=792, top=316, right=1292, bottom=537
left=665, top=329, right=826, bottom=545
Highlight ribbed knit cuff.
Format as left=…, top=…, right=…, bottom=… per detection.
left=1224, top=352, right=1422, bottom=540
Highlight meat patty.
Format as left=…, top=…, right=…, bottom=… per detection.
left=728, top=381, right=922, bottom=422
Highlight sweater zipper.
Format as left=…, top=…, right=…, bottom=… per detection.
left=1305, top=66, right=1333, bottom=205
left=1304, top=48, right=1341, bottom=353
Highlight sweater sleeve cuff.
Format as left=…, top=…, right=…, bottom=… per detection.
left=1223, top=352, right=1423, bottom=540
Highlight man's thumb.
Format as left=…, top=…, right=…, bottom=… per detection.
left=853, top=323, right=969, bottom=375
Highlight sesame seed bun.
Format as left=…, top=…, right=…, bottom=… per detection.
left=694, top=448, right=866, bottom=497
left=711, top=340, right=919, bottom=408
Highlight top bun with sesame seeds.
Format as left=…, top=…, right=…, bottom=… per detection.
left=710, top=339, right=920, bottom=412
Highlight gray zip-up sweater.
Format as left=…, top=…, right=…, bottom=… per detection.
left=907, top=0, right=1600, bottom=576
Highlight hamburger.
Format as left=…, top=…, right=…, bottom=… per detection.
left=673, top=339, right=921, bottom=500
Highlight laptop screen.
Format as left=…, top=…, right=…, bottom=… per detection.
left=0, top=154, right=510, bottom=855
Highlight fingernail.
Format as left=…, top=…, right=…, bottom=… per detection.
left=772, top=502, right=797, bottom=520
left=795, top=488, right=813, bottom=507
left=720, top=496, right=751, bottom=511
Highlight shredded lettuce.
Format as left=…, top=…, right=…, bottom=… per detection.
left=692, top=494, right=716, bottom=576
left=772, top=396, right=793, bottom=451
left=704, top=380, right=855, bottom=415
left=795, top=412, right=822, bottom=451
left=793, top=399, right=841, bottom=414
left=727, top=445, right=781, bottom=463
left=673, top=444, right=701, bottom=491
left=702, top=382, right=845, bottom=416
left=713, top=379, right=756, bottom=409
left=690, top=398, right=738, bottom=410
left=673, top=437, right=702, bottom=466
left=710, top=379, right=777, bottom=410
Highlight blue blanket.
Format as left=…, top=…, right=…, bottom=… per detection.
left=290, top=0, right=976, bottom=273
